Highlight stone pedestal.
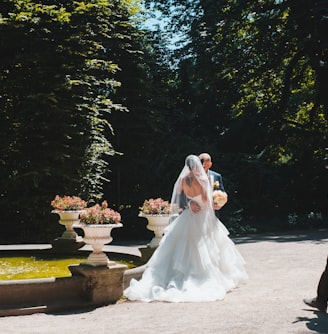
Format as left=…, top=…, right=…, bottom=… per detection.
left=69, top=263, right=127, bottom=305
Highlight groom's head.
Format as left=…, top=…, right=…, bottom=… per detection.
left=199, top=153, right=212, bottom=172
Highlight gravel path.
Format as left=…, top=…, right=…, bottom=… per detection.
left=0, top=229, right=327, bottom=334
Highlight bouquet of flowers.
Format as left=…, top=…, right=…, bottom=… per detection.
left=79, top=201, right=121, bottom=224
left=51, top=195, right=87, bottom=211
left=213, top=190, right=228, bottom=210
left=139, top=197, right=180, bottom=215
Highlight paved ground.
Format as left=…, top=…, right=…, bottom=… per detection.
left=0, top=229, right=328, bottom=334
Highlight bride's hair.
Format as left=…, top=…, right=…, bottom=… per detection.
left=170, top=155, right=216, bottom=220
left=185, top=155, right=198, bottom=170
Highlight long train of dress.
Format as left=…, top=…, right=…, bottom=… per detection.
left=124, top=195, right=248, bottom=302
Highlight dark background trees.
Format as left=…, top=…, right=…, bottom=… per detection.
left=0, top=0, right=327, bottom=243
left=0, top=0, right=132, bottom=241
left=138, top=0, right=328, bottom=232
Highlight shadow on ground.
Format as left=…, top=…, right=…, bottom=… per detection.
left=233, top=228, right=328, bottom=245
left=294, top=310, right=328, bottom=334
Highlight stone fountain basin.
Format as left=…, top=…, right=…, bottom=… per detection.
left=0, top=243, right=150, bottom=316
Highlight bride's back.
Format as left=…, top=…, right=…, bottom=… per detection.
left=182, top=175, right=206, bottom=200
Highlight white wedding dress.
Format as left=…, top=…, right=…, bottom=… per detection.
left=124, top=194, right=248, bottom=302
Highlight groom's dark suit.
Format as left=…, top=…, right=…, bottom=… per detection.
left=208, top=170, right=225, bottom=192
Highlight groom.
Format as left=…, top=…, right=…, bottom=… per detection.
left=199, top=153, right=226, bottom=217
left=199, top=153, right=225, bottom=192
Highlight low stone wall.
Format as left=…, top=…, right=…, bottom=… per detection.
left=0, top=262, right=129, bottom=317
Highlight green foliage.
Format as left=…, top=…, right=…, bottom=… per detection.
left=0, top=0, right=135, bottom=241
left=0, top=0, right=327, bottom=242
left=139, top=0, right=328, bottom=233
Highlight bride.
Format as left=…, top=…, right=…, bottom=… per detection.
left=124, top=154, right=248, bottom=302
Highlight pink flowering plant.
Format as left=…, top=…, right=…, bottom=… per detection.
left=139, top=197, right=180, bottom=215
left=79, top=201, right=121, bottom=225
left=51, top=195, right=87, bottom=211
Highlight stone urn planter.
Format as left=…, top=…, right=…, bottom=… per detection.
left=139, top=197, right=180, bottom=249
left=52, top=210, right=86, bottom=240
left=139, top=214, right=177, bottom=248
left=73, top=223, right=123, bottom=266
left=73, top=200, right=123, bottom=266
left=50, top=195, right=87, bottom=242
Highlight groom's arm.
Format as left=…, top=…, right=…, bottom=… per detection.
left=217, top=174, right=225, bottom=192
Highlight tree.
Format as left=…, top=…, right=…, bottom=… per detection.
left=143, top=0, right=328, bottom=226
left=0, top=0, right=133, bottom=241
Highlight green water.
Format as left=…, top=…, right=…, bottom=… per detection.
left=0, top=257, right=135, bottom=280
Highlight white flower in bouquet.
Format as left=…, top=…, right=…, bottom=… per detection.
left=213, top=181, right=220, bottom=190
left=213, top=190, right=228, bottom=210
